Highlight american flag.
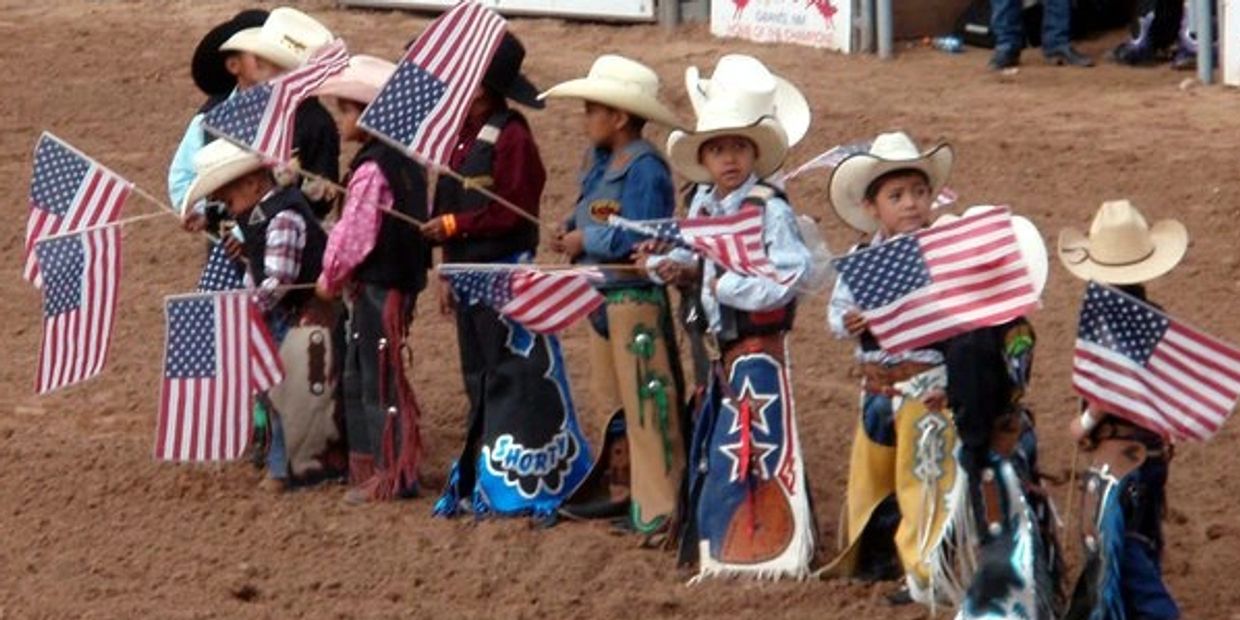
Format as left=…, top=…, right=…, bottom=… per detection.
left=197, top=240, right=246, bottom=292
left=358, top=2, right=506, bottom=166
left=444, top=268, right=603, bottom=334
left=203, top=39, right=349, bottom=164
left=635, top=206, right=795, bottom=285
left=833, top=206, right=1038, bottom=354
left=1073, top=282, right=1240, bottom=442
left=34, top=228, right=122, bottom=394
left=24, top=133, right=131, bottom=286
left=156, top=294, right=283, bottom=462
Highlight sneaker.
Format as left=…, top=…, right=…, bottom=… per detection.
left=1112, top=41, right=1157, bottom=66
left=1171, top=48, right=1197, bottom=71
left=989, top=47, right=1021, bottom=71
left=1045, top=46, right=1095, bottom=67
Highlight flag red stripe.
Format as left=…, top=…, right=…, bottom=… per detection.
left=1151, top=338, right=1239, bottom=414
left=1074, top=344, right=1212, bottom=439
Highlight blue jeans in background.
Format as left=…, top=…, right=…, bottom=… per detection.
left=991, top=0, right=1072, bottom=54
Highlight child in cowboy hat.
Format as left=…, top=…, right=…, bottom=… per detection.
left=643, top=54, right=817, bottom=580
left=182, top=6, right=342, bottom=220
left=822, top=131, right=955, bottom=595
left=424, top=32, right=594, bottom=522
left=313, top=55, right=430, bottom=504
left=1060, top=200, right=1187, bottom=620
left=181, top=139, right=341, bottom=494
left=537, top=55, right=688, bottom=534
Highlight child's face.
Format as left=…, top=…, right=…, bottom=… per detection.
left=582, top=102, right=627, bottom=147
left=699, top=136, right=756, bottom=193
left=211, top=172, right=267, bottom=218
left=863, top=171, right=933, bottom=236
left=334, top=99, right=367, bottom=143
left=225, top=52, right=281, bottom=89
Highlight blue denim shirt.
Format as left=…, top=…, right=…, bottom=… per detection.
left=645, top=174, right=810, bottom=333
left=567, top=140, right=675, bottom=263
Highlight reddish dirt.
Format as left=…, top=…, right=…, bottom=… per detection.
left=3, top=1, right=1240, bottom=618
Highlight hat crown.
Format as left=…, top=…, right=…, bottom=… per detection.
left=260, top=8, right=334, bottom=63
left=691, top=55, right=778, bottom=128
left=192, top=139, right=257, bottom=174
left=586, top=55, right=661, bottom=98
left=867, top=132, right=924, bottom=161
left=1086, top=200, right=1157, bottom=264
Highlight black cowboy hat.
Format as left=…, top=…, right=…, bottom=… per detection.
left=191, top=9, right=270, bottom=97
left=482, top=32, right=544, bottom=109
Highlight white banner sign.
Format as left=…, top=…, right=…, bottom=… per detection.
left=711, top=0, right=852, bottom=52
left=340, top=0, right=655, bottom=21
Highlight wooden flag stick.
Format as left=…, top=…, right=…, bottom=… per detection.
left=35, top=210, right=172, bottom=243
left=164, top=282, right=317, bottom=301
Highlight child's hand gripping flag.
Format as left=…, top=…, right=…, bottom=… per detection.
left=441, top=267, right=603, bottom=335
left=832, top=206, right=1039, bottom=353
left=611, top=206, right=798, bottom=285
left=1073, top=282, right=1240, bottom=442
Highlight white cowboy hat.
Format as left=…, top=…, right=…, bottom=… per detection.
left=180, top=139, right=265, bottom=214
left=828, top=131, right=954, bottom=234
left=315, top=55, right=395, bottom=105
left=538, top=55, right=682, bottom=128
left=220, top=7, right=334, bottom=69
left=935, top=205, right=1049, bottom=297
left=685, top=54, right=810, bottom=147
left=665, top=57, right=791, bottom=183
left=1057, top=199, right=1187, bottom=285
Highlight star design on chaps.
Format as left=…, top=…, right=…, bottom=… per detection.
left=723, top=377, right=778, bottom=436
left=718, top=377, right=781, bottom=483
left=720, top=436, right=779, bottom=483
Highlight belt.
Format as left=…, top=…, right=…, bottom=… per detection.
left=860, top=361, right=938, bottom=395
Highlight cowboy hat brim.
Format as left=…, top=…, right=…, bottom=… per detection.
left=666, top=118, right=789, bottom=184
left=937, top=206, right=1049, bottom=297
left=220, top=27, right=301, bottom=70
left=180, top=152, right=265, bottom=215
left=1057, top=219, right=1187, bottom=285
left=539, top=78, right=682, bottom=128
left=192, top=10, right=270, bottom=96
left=828, top=142, right=954, bottom=234
left=486, top=72, right=545, bottom=110
left=315, top=55, right=396, bottom=105
left=686, top=68, right=810, bottom=147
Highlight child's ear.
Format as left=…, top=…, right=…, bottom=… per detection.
left=224, top=55, right=243, bottom=78
left=862, top=198, right=879, bottom=215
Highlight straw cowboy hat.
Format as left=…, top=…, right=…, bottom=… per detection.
left=685, top=54, right=811, bottom=147
left=666, top=57, right=794, bottom=183
left=828, top=131, right=954, bottom=234
left=192, top=9, right=269, bottom=96
left=180, top=139, right=265, bottom=214
left=1057, top=199, right=1188, bottom=284
left=315, top=55, right=396, bottom=105
left=936, top=206, right=1050, bottom=297
left=538, top=55, right=682, bottom=127
left=220, top=7, right=334, bottom=69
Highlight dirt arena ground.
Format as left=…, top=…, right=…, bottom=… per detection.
left=4, top=1, right=1240, bottom=618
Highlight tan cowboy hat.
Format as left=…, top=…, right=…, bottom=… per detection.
left=538, top=55, right=682, bottom=128
left=685, top=54, right=810, bottom=147
left=180, top=139, right=265, bottom=214
left=1057, top=199, right=1187, bottom=285
left=828, top=131, right=954, bottom=234
left=220, top=7, right=334, bottom=69
left=666, top=57, right=790, bottom=183
left=935, top=205, right=1049, bottom=297
left=315, top=55, right=395, bottom=105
